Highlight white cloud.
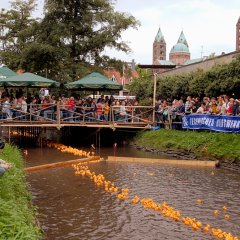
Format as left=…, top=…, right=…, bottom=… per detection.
left=1, top=0, right=239, bottom=64
left=108, top=0, right=240, bottom=63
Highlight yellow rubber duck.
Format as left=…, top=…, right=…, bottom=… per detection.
left=196, top=199, right=203, bottom=204
left=214, top=210, right=219, bottom=215
left=225, top=214, right=230, bottom=220
left=222, top=206, right=227, bottom=211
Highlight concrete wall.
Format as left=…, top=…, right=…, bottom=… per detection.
left=159, top=51, right=240, bottom=77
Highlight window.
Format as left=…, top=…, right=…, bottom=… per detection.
left=111, top=75, right=117, bottom=82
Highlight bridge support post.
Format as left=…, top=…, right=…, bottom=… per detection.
left=152, top=73, right=157, bottom=126
left=56, top=101, right=61, bottom=129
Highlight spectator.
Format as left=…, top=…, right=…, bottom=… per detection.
left=233, top=99, right=240, bottom=116
left=0, top=159, right=12, bottom=176
left=209, top=98, right=219, bottom=114
left=103, top=101, right=110, bottom=121
left=196, top=102, right=206, bottom=114
left=184, top=96, right=192, bottom=114
left=96, top=98, right=103, bottom=121
left=2, top=96, right=13, bottom=119
left=66, top=96, right=75, bottom=122
left=119, top=101, right=127, bottom=122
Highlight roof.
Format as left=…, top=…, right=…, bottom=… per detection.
left=104, top=68, right=139, bottom=85
left=104, top=69, right=122, bottom=84
left=154, top=27, right=166, bottom=43
left=138, top=64, right=176, bottom=69
left=177, top=31, right=189, bottom=47
left=158, top=60, right=175, bottom=65
left=65, top=72, right=123, bottom=90
left=170, top=42, right=190, bottom=54
left=238, top=16, right=240, bottom=23
left=0, top=66, right=17, bottom=79
left=0, top=72, right=59, bottom=87
left=183, top=58, right=202, bottom=65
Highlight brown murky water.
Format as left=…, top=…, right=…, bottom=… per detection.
left=26, top=148, right=240, bottom=240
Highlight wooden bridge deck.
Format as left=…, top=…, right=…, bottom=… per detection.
left=0, top=120, right=152, bottom=129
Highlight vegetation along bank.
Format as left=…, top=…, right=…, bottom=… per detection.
left=0, top=144, right=42, bottom=239
left=132, top=129, right=240, bottom=171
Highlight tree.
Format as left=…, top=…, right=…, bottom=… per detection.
left=129, top=55, right=240, bottom=101
left=0, top=0, right=37, bottom=68
left=40, top=0, right=139, bottom=80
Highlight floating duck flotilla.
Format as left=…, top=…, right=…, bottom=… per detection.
left=49, top=142, right=238, bottom=240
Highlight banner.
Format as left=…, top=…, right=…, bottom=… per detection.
left=182, top=114, right=240, bottom=133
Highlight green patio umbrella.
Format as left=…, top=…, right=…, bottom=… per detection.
left=0, top=66, right=17, bottom=79
left=65, top=72, right=123, bottom=90
left=0, top=72, right=60, bottom=87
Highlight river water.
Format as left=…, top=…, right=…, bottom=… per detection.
left=26, top=147, right=240, bottom=240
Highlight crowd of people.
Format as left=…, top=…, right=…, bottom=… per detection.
left=154, top=95, right=240, bottom=128
left=0, top=88, right=142, bottom=122
left=0, top=88, right=239, bottom=125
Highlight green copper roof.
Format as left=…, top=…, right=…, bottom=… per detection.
left=154, top=27, right=165, bottom=43
left=177, top=31, right=188, bottom=47
left=170, top=43, right=190, bottom=54
left=158, top=60, right=175, bottom=65
left=0, top=66, right=17, bottom=79
left=0, top=72, right=60, bottom=87
left=65, top=72, right=123, bottom=90
left=183, top=58, right=202, bottom=65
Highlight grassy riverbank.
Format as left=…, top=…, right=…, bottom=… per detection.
left=0, top=144, right=42, bottom=239
left=134, top=130, right=240, bottom=161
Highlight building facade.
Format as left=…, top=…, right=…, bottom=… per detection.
left=153, top=28, right=194, bottom=66
left=236, top=17, right=240, bottom=51
left=152, top=27, right=166, bottom=64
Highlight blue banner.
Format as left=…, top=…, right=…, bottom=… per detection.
left=182, top=114, right=240, bottom=133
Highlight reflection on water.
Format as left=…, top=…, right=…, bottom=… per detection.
left=26, top=148, right=240, bottom=240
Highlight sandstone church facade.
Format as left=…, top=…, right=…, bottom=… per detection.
left=152, top=28, right=200, bottom=66
left=152, top=17, right=240, bottom=76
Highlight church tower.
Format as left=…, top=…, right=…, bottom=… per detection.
left=236, top=17, right=240, bottom=51
left=169, top=31, right=190, bottom=66
left=153, top=27, right=166, bottom=64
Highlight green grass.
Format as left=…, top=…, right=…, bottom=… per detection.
left=134, top=129, right=240, bottom=161
left=0, top=144, right=42, bottom=239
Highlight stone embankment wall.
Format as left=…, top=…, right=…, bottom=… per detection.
left=130, top=144, right=240, bottom=172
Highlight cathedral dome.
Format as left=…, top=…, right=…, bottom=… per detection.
left=170, top=43, right=189, bottom=53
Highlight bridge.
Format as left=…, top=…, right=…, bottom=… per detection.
left=0, top=103, right=154, bottom=130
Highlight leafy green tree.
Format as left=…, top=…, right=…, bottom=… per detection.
left=130, top=55, right=240, bottom=102
left=0, top=0, right=37, bottom=68
left=128, top=68, right=153, bottom=104
left=39, top=0, right=139, bottom=80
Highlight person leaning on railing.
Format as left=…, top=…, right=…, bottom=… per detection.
left=2, top=96, right=13, bottom=119
left=133, top=100, right=141, bottom=122
left=29, top=97, right=39, bottom=121
left=233, top=99, right=240, bottom=116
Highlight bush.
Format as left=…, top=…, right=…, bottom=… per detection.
left=0, top=144, right=42, bottom=239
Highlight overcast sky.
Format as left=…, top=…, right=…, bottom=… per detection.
left=1, top=0, right=240, bottom=64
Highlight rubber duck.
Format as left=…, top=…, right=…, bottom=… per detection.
left=222, top=206, right=227, bottom=211
left=214, top=210, right=219, bottom=215
left=225, top=214, right=230, bottom=220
